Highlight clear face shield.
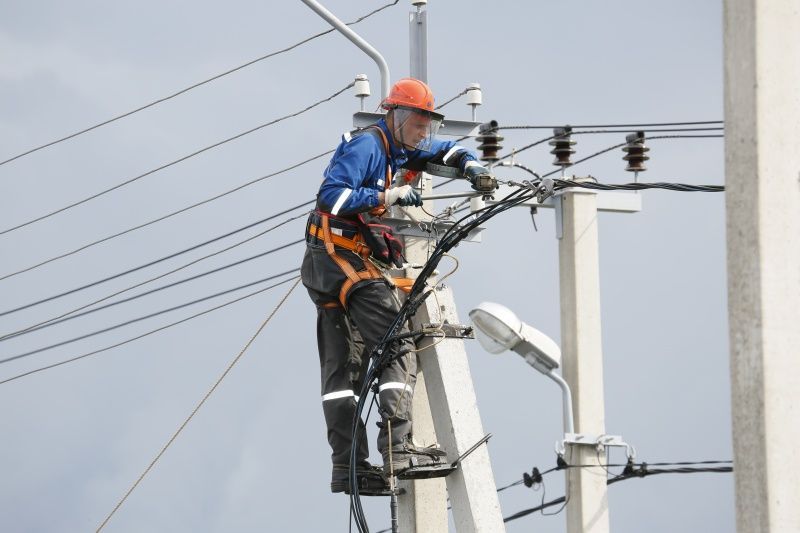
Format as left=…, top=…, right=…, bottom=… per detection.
left=392, top=107, right=444, bottom=152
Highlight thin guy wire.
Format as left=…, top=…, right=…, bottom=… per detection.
left=0, top=151, right=324, bottom=280
left=0, top=83, right=352, bottom=236
left=0, top=1, right=398, bottom=167
left=0, top=276, right=299, bottom=386
left=1, top=232, right=304, bottom=341
left=94, top=277, right=300, bottom=532
left=0, top=269, right=300, bottom=365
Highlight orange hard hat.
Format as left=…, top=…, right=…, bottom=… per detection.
left=381, top=78, right=441, bottom=118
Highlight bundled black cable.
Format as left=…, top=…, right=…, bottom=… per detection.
left=347, top=183, right=539, bottom=532
left=553, top=179, right=724, bottom=193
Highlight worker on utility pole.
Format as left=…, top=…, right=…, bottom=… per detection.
left=302, top=77, right=491, bottom=495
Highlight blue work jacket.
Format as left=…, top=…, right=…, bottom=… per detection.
left=317, top=118, right=477, bottom=216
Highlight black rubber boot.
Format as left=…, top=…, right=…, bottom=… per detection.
left=382, top=439, right=448, bottom=475
left=330, top=462, right=391, bottom=496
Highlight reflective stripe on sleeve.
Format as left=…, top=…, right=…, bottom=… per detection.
left=322, top=390, right=360, bottom=402
left=378, top=382, right=413, bottom=394
left=443, top=145, right=466, bottom=164
left=330, top=189, right=352, bottom=215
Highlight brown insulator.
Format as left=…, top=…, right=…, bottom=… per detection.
left=475, top=120, right=504, bottom=163
left=549, top=126, right=575, bottom=167
left=622, top=131, right=650, bottom=172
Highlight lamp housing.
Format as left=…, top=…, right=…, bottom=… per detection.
left=469, top=302, right=561, bottom=374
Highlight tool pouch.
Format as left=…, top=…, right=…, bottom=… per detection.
left=357, top=213, right=404, bottom=269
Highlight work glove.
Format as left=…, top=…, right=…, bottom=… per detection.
left=463, top=161, right=498, bottom=192
left=384, top=184, right=423, bottom=207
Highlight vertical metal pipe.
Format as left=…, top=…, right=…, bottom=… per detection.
left=409, top=8, right=428, bottom=82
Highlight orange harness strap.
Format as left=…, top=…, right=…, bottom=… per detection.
left=368, top=126, right=392, bottom=218
left=308, top=223, right=370, bottom=255
left=320, top=214, right=383, bottom=308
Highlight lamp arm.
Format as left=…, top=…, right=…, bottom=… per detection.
left=545, top=369, right=574, bottom=435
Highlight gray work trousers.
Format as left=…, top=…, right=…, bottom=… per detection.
left=301, top=244, right=417, bottom=469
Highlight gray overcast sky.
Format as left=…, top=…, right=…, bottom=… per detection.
left=0, top=1, right=730, bottom=532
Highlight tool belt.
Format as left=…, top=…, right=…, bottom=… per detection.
left=306, top=210, right=413, bottom=307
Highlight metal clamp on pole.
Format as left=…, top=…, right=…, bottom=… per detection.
left=417, top=323, right=475, bottom=339
left=556, top=433, right=636, bottom=461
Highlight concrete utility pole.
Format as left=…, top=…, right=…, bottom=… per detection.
left=724, top=1, right=800, bottom=532
left=396, top=1, right=504, bottom=531
left=483, top=181, right=639, bottom=533
left=557, top=188, right=610, bottom=533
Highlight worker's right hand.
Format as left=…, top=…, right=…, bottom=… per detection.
left=385, top=184, right=423, bottom=207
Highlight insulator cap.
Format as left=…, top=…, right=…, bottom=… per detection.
left=354, top=74, right=370, bottom=98
left=466, top=83, right=482, bottom=106
left=549, top=126, right=575, bottom=167
left=475, top=120, right=503, bottom=163
left=622, top=131, right=650, bottom=172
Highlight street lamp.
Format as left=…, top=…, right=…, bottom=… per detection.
left=469, top=301, right=574, bottom=434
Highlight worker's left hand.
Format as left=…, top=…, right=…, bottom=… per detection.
left=463, top=162, right=497, bottom=192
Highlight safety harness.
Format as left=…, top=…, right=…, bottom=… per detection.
left=310, top=126, right=412, bottom=308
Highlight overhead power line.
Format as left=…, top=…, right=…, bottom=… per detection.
left=376, top=458, right=733, bottom=532
left=1, top=239, right=303, bottom=341
left=0, top=207, right=308, bottom=318
left=570, top=127, right=724, bottom=134
left=499, top=120, right=723, bottom=130
left=0, top=152, right=325, bottom=281
left=95, top=277, right=301, bottom=532
left=0, top=268, right=301, bottom=366
left=0, top=276, right=300, bottom=386
left=0, top=1, right=398, bottom=167
left=502, top=462, right=733, bottom=524
left=489, top=132, right=724, bottom=167
left=0, top=82, right=352, bottom=236
left=537, top=134, right=724, bottom=178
